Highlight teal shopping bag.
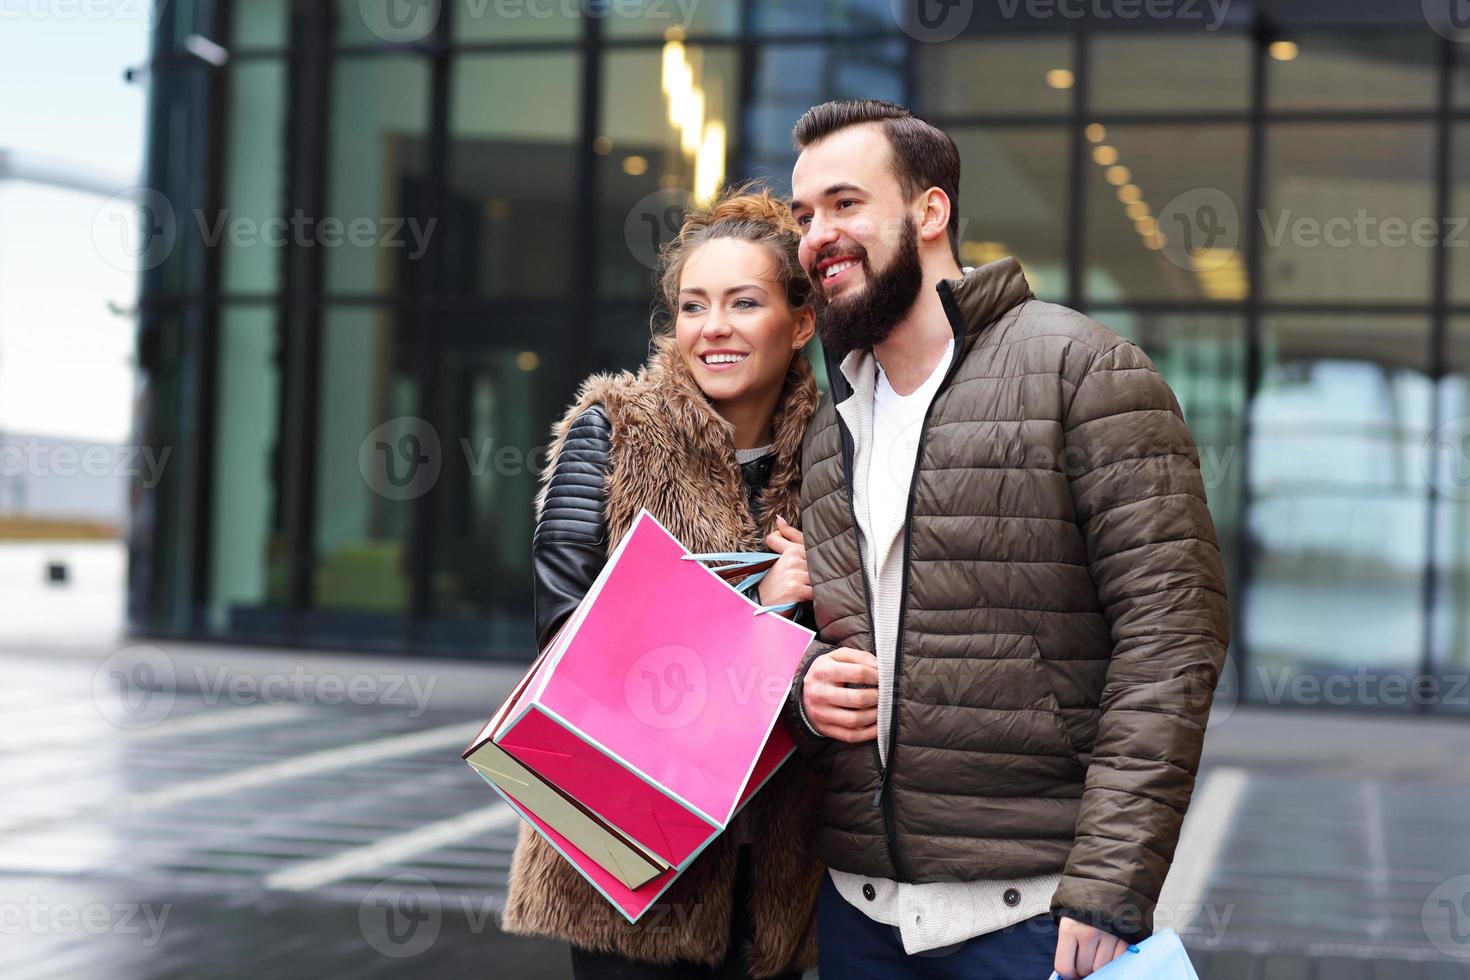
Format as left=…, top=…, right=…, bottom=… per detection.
left=1047, top=929, right=1199, bottom=980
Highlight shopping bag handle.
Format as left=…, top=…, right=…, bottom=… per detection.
left=681, top=551, right=799, bottom=618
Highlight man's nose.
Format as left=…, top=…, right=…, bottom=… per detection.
left=805, top=213, right=840, bottom=254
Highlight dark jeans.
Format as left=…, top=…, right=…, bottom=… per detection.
left=815, top=873, right=1059, bottom=979
left=569, top=845, right=804, bottom=980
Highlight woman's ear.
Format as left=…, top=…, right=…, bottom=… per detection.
left=793, top=306, right=816, bottom=350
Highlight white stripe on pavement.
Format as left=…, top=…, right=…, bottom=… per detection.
left=265, top=804, right=521, bottom=892
left=0, top=721, right=477, bottom=832
left=127, top=704, right=311, bottom=740
left=1155, top=766, right=1248, bottom=934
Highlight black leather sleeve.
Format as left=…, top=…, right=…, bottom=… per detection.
left=532, top=406, right=612, bottom=650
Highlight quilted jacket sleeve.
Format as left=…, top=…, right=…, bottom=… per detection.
left=531, top=406, right=612, bottom=651
left=1049, top=341, right=1232, bottom=944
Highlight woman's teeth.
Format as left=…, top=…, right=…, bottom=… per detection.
left=702, top=353, right=748, bottom=364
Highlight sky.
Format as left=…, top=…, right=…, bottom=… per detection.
left=0, top=10, right=151, bottom=443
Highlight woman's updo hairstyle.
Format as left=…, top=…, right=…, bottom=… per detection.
left=653, top=182, right=813, bottom=335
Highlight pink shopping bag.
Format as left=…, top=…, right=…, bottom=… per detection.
left=490, top=716, right=797, bottom=923
left=463, top=508, right=816, bottom=921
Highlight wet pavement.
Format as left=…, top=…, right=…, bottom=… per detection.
left=4, top=642, right=1470, bottom=979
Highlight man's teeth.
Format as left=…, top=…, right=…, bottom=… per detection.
left=824, top=259, right=858, bottom=279
left=703, top=353, right=748, bottom=364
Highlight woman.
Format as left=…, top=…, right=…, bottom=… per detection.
left=500, top=186, right=824, bottom=979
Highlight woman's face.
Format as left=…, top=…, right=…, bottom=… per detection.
left=675, top=237, right=815, bottom=407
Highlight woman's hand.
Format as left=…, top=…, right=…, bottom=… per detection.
left=757, top=516, right=812, bottom=610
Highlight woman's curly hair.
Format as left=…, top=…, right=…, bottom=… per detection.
left=653, top=182, right=813, bottom=334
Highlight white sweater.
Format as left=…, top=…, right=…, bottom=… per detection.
left=822, top=339, right=1061, bottom=955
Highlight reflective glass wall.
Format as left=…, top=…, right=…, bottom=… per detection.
left=131, top=0, right=1469, bottom=713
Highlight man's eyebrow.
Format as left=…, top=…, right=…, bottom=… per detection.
left=791, top=182, right=867, bottom=213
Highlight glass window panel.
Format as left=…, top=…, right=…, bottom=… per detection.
left=337, top=0, right=440, bottom=44
left=222, top=61, right=286, bottom=295
left=324, top=57, right=432, bottom=297
left=1455, top=45, right=1470, bottom=108
left=1261, top=123, right=1434, bottom=305
left=1431, top=319, right=1470, bottom=709
left=950, top=128, right=1069, bottom=302
left=1084, top=124, right=1249, bottom=304
left=1244, top=315, right=1434, bottom=710
left=604, top=0, right=738, bottom=37
left=422, top=308, right=583, bottom=655
left=234, top=0, right=288, bottom=47
left=918, top=38, right=1073, bottom=117
left=306, top=307, right=415, bottom=648
left=745, top=42, right=906, bottom=191
left=1268, top=34, right=1436, bottom=111
left=751, top=0, right=889, bottom=33
left=1447, top=125, right=1470, bottom=306
left=1090, top=34, right=1251, bottom=114
left=448, top=53, right=580, bottom=298
left=147, top=64, right=212, bottom=297
left=132, top=311, right=195, bottom=632
left=206, top=308, right=289, bottom=638
left=597, top=46, right=738, bottom=298
left=454, top=0, right=579, bottom=40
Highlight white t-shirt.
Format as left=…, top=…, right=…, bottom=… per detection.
left=863, top=338, right=955, bottom=606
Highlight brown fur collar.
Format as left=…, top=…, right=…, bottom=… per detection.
left=504, top=333, right=824, bottom=976
left=535, top=333, right=818, bottom=549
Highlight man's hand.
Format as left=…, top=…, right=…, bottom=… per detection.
left=801, top=647, right=879, bottom=743
left=1053, top=917, right=1129, bottom=978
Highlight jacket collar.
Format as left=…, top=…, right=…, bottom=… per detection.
left=824, top=256, right=1035, bottom=402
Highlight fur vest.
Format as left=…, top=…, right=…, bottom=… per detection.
left=500, top=333, right=824, bottom=976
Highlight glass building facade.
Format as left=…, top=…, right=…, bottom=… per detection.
left=130, top=0, right=1469, bottom=713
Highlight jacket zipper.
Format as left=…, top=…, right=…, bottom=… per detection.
left=834, top=412, right=886, bottom=808
left=832, top=280, right=971, bottom=883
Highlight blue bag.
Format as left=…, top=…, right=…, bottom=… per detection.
left=1047, top=929, right=1199, bottom=980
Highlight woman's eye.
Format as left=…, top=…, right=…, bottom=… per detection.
left=733, top=298, right=758, bottom=309
left=680, top=302, right=704, bottom=314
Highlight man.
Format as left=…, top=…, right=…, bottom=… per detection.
left=770, top=99, right=1231, bottom=978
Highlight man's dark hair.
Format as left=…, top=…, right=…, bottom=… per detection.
left=792, top=99, right=961, bottom=261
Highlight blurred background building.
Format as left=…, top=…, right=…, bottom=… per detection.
left=121, top=0, right=1470, bottom=714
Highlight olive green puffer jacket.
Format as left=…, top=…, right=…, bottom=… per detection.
left=785, top=257, right=1231, bottom=944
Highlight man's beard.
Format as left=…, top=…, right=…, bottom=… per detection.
left=811, top=216, right=924, bottom=358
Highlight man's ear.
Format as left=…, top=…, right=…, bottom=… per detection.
left=918, top=187, right=952, bottom=245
